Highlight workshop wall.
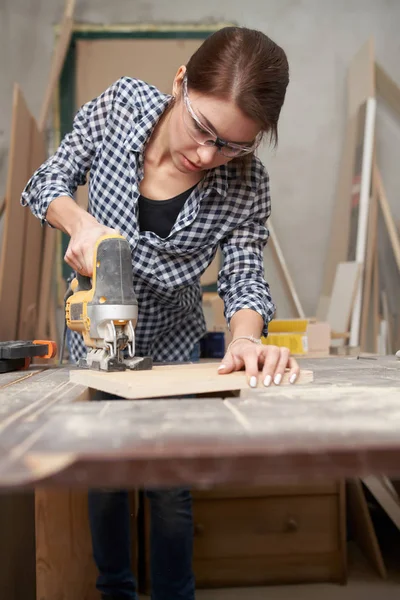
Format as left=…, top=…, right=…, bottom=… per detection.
left=1, top=0, right=399, bottom=316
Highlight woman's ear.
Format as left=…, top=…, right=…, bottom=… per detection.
left=172, top=65, right=187, bottom=97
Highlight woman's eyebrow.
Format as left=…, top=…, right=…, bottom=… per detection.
left=198, top=109, right=253, bottom=145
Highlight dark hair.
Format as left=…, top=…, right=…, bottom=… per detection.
left=185, top=26, right=289, bottom=147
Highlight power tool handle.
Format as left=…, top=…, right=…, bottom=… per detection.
left=76, top=272, right=92, bottom=291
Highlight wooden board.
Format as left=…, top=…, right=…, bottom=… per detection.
left=376, top=168, right=400, bottom=272
left=327, top=262, right=361, bottom=346
left=363, top=475, right=400, bottom=530
left=375, top=62, right=400, bottom=120
left=372, top=239, right=380, bottom=352
left=18, top=120, right=47, bottom=340
left=349, top=97, right=376, bottom=347
left=70, top=362, right=314, bottom=399
left=360, top=165, right=378, bottom=352
left=0, top=85, right=33, bottom=341
left=347, top=479, right=387, bottom=578
left=319, top=38, right=375, bottom=308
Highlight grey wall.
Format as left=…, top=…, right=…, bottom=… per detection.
left=1, top=0, right=399, bottom=316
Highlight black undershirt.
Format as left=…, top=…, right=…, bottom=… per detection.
left=138, top=184, right=197, bottom=238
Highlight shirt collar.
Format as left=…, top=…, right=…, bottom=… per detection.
left=125, top=90, right=172, bottom=153
left=201, top=164, right=229, bottom=197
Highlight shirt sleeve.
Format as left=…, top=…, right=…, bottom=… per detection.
left=217, top=171, right=276, bottom=336
left=20, top=79, right=121, bottom=225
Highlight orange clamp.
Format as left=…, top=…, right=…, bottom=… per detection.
left=33, top=340, right=58, bottom=359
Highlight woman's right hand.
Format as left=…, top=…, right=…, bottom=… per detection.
left=64, top=216, right=120, bottom=277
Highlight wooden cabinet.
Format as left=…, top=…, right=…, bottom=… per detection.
left=143, top=482, right=346, bottom=590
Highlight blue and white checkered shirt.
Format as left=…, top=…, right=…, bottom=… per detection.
left=21, top=77, right=275, bottom=363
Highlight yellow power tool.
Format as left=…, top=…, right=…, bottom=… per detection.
left=65, top=234, right=152, bottom=372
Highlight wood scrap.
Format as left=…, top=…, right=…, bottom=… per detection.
left=69, top=363, right=314, bottom=399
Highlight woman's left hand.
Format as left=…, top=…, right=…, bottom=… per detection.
left=217, top=339, right=299, bottom=388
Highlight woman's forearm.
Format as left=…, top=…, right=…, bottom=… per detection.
left=46, top=196, right=98, bottom=236
left=229, top=308, right=264, bottom=340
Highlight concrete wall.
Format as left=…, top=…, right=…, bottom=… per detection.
left=1, top=0, right=399, bottom=316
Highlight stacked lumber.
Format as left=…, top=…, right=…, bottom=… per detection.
left=318, top=38, right=400, bottom=354
left=0, top=0, right=75, bottom=345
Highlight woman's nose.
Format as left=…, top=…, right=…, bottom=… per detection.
left=197, top=145, right=219, bottom=164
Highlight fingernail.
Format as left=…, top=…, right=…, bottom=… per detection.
left=290, top=373, right=297, bottom=384
left=250, top=376, right=257, bottom=388
left=263, top=375, right=272, bottom=387
left=218, top=364, right=226, bottom=371
left=274, top=374, right=282, bottom=386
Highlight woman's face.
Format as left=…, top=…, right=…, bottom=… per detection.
left=167, top=68, right=261, bottom=175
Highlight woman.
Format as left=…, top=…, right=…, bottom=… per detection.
left=22, top=25, right=299, bottom=600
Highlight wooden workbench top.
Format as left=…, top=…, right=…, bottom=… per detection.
left=0, top=356, right=399, bottom=489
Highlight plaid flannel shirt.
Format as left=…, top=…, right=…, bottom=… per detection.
left=21, top=77, right=275, bottom=363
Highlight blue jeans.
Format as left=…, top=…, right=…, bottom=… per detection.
left=89, top=488, right=194, bottom=599
left=88, top=345, right=199, bottom=600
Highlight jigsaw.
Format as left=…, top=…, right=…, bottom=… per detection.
left=65, top=234, right=152, bottom=372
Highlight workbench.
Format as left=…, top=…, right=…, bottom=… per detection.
left=1, top=356, right=399, bottom=598
left=0, top=356, right=399, bottom=489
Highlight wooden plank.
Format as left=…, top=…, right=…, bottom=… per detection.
left=381, top=291, right=393, bottom=354
left=319, top=38, right=375, bottom=307
left=363, top=475, right=400, bottom=530
left=349, top=97, right=376, bottom=347
left=375, top=62, right=400, bottom=120
left=327, top=262, right=361, bottom=347
left=18, top=120, right=47, bottom=340
left=347, top=479, right=387, bottom=578
left=372, top=239, right=380, bottom=352
left=268, top=221, right=305, bottom=318
left=38, top=0, right=76, bottom=131
left=348, top=38, right=375, bottom=117
left=375, top=168, right=400, bottom=272
left=70, top=363, right=314, bottom=399
left=0, top=85, right=33, bottom=341
left=360, top=165, right=378, bottom=352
